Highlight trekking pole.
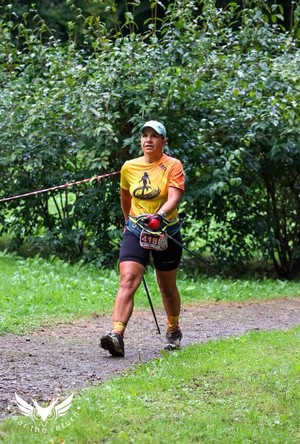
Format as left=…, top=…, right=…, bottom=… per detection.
left=142, top=276, right=161, bottom=334
left=164, top=232, right=223, bottom=276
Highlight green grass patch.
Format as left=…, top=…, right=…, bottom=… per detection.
left=1, top=327, right=299, bottom=443
left=0, top=251, right=299, bottom=335
left=0, top=252, right=120, bottom=334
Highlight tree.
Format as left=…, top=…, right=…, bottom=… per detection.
left=170, top=2, right=300, bottom=278
left=0, top=0, right=299, bottom=277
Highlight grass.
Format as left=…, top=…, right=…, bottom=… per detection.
left=0, top=251, right=299, bottom=443
left=0, top=251, right=299, bottom=335
left=1, top=327, right=299, bottom=443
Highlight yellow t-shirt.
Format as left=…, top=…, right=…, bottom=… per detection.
left=120, top=153, right=185, bottom=219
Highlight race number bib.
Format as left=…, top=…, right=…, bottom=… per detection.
left=139, top=230, right=168, bottom=251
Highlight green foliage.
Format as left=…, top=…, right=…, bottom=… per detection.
left=0, top=1, right=299, bottom=277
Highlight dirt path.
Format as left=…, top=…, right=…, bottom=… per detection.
left=1, top=297, right=299, bottom=419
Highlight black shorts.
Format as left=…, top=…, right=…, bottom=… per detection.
left=119, top=228, right=183, bottom=271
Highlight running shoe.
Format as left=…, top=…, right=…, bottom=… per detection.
left=164, top=328, right=183, bottom=351
left=100, top=332, right=125, bottom=357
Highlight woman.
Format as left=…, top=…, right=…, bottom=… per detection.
left=100, top=120, right=185, bottom=356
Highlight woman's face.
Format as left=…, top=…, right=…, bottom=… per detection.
left=140, top=128, right=167, bottom=158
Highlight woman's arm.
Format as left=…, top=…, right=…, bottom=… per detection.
left=158, top=186, right=183, bottom=218
left=120, top=187, right=132, bottom=220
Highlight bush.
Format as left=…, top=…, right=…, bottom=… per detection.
left=0, top=0, right=299, bottom=277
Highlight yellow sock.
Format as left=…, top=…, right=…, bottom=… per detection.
left=112, top=321, right=126, bottom=336
left=166, top=315, right=179, bottom=332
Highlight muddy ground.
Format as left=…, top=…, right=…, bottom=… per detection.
left=1, top=297, right=299, bottom=419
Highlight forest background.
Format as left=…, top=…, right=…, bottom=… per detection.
left=0, top=0, right=299, bottom=279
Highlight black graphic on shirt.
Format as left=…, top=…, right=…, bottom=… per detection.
left=133, top=172, right=161, bottom=199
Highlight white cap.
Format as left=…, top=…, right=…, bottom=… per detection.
left=141, top=120, right=167, bottom=138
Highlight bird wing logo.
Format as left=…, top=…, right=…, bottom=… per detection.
left=15, top=393, right=74, bottom=423
left=15, top=393, right=35, bottom=421
left=54, top=393, right=73, bottom=420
